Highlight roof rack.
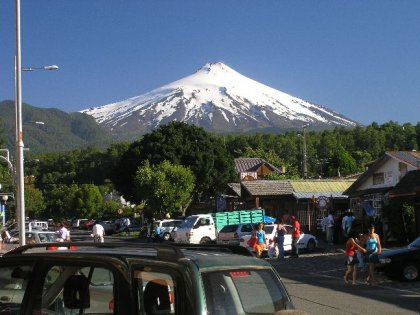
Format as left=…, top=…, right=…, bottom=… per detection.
left=3, top=242, right=255, bottom=261
left=2, top=242, right=186, bottom=261
left=1, top=242, right=255, bottom=259
left=170, top=243, right=255, bottom=257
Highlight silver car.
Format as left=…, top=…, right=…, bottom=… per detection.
left=216, top=223, right=257, bottom=245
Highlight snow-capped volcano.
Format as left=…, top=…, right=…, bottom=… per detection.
left=81, top=62, right=357, bottom=135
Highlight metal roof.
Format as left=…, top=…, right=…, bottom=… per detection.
left=387, top=151, right=420, bottom=168
left=289, top=180, right=355, bottom=193
left=241, top=180, right=293, bottom=196
left=240, top=179, right=354, bottom=197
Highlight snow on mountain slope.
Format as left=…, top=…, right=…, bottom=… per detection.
left=81, top=62, right=357, bottom=135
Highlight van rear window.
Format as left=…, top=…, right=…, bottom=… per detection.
left=219, top=225, right=239, bottom=233
left=202, top=269, right=290, bottom=314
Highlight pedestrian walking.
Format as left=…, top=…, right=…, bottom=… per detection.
left=253, top=222, right=267, bottom=258
left=291, top=216, right=300, bottom=258
left=276, top=218, right=287, bottom=259
left=57, top=223, right=70, bottom=242
left=364, top=225, right=382, bottom=285
left=344, top=230, right=366, bottom=285
left=342, top=210, right=355, bottom=238
left=152, top=222, right=162, bottom=243
left=325, top=212, right=335, bottom=245
left=92, top=223, right=105, bottom=243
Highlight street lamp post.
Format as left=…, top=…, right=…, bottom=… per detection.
left=15, top=0, right=25, bottom=246
left=302, top=124, right=309, bottom=179
left=15, top=0, right=58, bottom=245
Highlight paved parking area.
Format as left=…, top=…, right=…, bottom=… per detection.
left=269, top=250, right=420, bottom=292
left=268, top=250, right=420, bottom=314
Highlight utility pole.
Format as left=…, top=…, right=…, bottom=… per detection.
left=302, top=124, right=308, bottom=179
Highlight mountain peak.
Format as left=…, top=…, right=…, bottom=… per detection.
left=81, top=63, right=357, bottom=136
left=199, top=62, right=232, bottom=73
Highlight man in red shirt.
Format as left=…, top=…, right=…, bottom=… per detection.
left=291, top=216, right=301, bottom=258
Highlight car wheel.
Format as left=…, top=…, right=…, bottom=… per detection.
left=306, top=239, right=316, bottom=252
left=401, top=262, right=419, bottom=281
left=163, top=233, right=171, bottom=241
left=199, top=237, right=212, bottom=244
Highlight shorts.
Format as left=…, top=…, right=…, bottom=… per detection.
left=344, top=255, right=358, bottom=266
left=364, top=250, right=379, bottom=264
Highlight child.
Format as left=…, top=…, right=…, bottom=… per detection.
left=267, top=239, right=279, bottom=258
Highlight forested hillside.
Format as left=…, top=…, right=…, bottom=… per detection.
left=0, top=100, right=112, bottom=153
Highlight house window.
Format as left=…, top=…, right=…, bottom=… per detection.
left=372, top=173, right=384, bottom=185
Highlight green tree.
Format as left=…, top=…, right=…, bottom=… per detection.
left=44, top=184, right=79, bottom=221
left=72, top=184, right=103, bottom=219
left=25, top=186, right=46, bottom=219
left=113, top=122, right=235, bottom=203
left=134, top=160, right=195, bottom=217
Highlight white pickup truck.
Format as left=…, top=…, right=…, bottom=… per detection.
left=173, top=214, right=216, bottom=244
left=173, top=209, right=266, bottom=244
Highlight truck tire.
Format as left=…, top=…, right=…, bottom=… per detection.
left=199, top=237, right=212, bottom=244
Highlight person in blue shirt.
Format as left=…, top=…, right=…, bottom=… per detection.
left=153, top=222, right=162, bottom=243
left=363, top=225, right=382, bottom=285
left=252, top=223, right=267, bottom=258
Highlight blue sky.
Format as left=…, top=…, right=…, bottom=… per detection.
left=1, top=1, right=419, bottom=125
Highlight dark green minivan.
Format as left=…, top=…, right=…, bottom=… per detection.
left=0, top=243, right=294, bottom=314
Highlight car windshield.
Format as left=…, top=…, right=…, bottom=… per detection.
left=179, top=216, right=197, bottom=229
left=219, top=225, right=239, bottom=233
left=409, top=237, right=420, bottom=248
left=38, top=233, right=58, bottom=243
left=202, top=268, right=290, bottom=314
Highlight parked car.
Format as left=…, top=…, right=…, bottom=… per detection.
left=240, top=224, right=318, bottom=256
left=377, top=236, right=420, bottom=281
left=155, top=219, right=184, bottom=241
left=0, top=242, right=295, bottom=314
left=95, top=220, right=117, bottom=235
left=72, top=218, right=88, bottom=229
left=8, top=221, right=49, bottom=234
left=216, top=223, right=258, bottom=245
left=11, top=230, right=60, bottom=244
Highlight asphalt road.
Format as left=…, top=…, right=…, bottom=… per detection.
left=269, top=251, right=420, bottom=315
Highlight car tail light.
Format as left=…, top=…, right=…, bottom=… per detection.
left=69, top=245, right=77, bottom=250
left=109, top=299, right=114, bottom=311
left=229, top=271, right=250, bottom=278
left=46, top=246, right=58, bottom=250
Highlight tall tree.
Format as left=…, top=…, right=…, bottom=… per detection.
left=134, top=160, right=195, bottom=217
left=112, top=122, right=236, bottom=203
